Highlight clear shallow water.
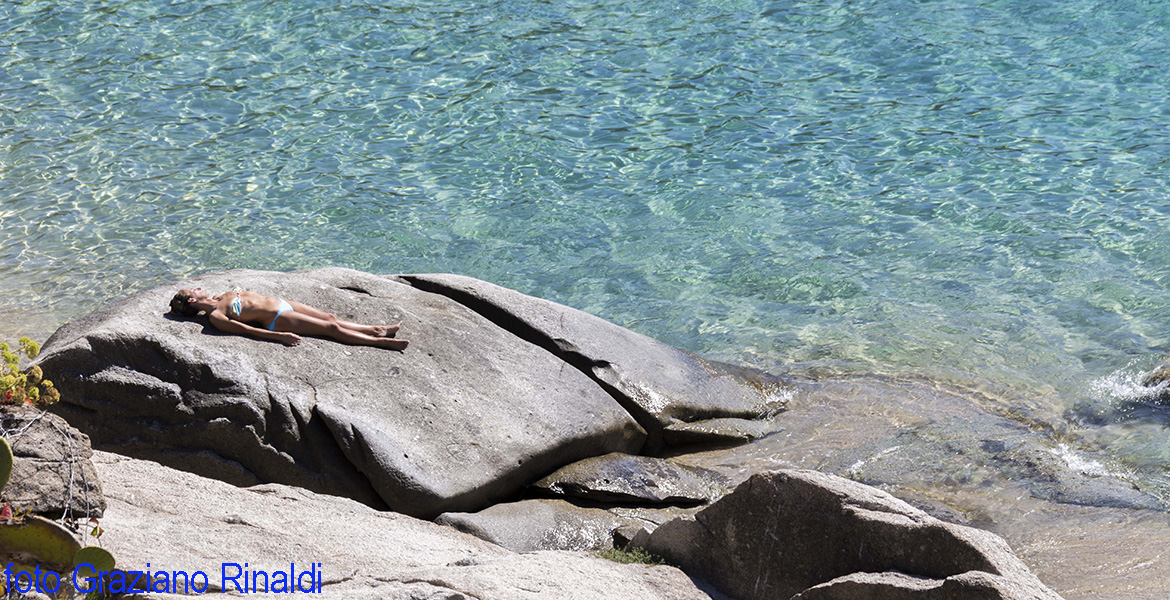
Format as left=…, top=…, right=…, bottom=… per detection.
left=2, top=2, right=1170, bottom=493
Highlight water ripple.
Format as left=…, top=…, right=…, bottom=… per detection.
left=1, top=2, right=1170, bottom=466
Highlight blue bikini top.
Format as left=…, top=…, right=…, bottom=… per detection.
left=230, top=287, right=243, bottom=317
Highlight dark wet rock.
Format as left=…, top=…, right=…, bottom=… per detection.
left=437, top=499, right=630, bottom=552
left=398, top=273, right=792, bottom=447
left=1140, top=362, right=1170, bottom=391
left=638, top=469, right=1062, bottom=600
left=95, top=452, right=719, bottom=600
left=0, top=406, right=104, bottom=519
left=37, top=268, right=645, bottom=519
left=1138, top=362, right=1170, bottom=406
left=532, top=452, right=729, bottom=505
left=662, top=417, right=785, bottom=446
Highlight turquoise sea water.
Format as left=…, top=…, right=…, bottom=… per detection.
left=3, top=1, right=1170, bottom=493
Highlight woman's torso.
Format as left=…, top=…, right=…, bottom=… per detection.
left=216, top=290, right=282, bottom=327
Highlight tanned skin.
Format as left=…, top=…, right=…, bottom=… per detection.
left=176, top=288, right=409, bottom=351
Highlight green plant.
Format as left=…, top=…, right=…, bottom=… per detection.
left=595, top=545, right=666, bottom=566
left=0, top=513, right=82, bottom=574
left=0, top=436, right=11, bottom=493
left=0, top=435, right=116, bottom=596
left=0, top=337, right=60, bottom=408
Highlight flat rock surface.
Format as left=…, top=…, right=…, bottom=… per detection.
left=437, top=498, right=704, bottom=554
left=93, top=452, right=717, bottom=600
left=438, top=498, right=634, bottom=553
left=792, top=570, right=1048, bottom=600
left=399, top=274, right=792, bottom=443
left=662, top=417, right=785, bottom=447
left=0, top=406, right=104, bottom=519
left=641, top=469, right=1062, bottom=600
left=533, top=452, right=728, bottom=505
left=437, top=498, right=628, bottom=553
left=38, top=268, right=644, bottom=518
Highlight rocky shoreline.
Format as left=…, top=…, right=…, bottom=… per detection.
left=7, top=268, right=1156, bottom=598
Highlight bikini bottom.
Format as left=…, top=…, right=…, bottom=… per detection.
left=266, top=299, right=294, bottom=331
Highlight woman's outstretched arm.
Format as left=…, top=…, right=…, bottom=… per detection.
left=208, top=310, right=301, bottom=346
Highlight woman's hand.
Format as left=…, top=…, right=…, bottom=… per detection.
left=280, top=332, right=302, bottom=346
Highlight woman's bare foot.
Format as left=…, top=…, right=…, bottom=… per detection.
left=376, top=338, right=409, bottom=351
left=373, top=321, right=403, bottom=338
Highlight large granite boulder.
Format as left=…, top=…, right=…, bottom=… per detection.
left=37, top=268, right=645, bottom=518
left=639, top=469, right=1062, bottom=600
left=0, top=406, right=104, bottom=519
left=93, top=452, right=718, bottom=600
left=400, top=274, right=791, bottom=446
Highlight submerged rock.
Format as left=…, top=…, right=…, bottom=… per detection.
left=533, top=452, right=728, bottom=505
left=0, top=406, right=104, bottom=519
left=37, top=268, right=645, bottom=518
left=639, top=469, right=1063, bottom=600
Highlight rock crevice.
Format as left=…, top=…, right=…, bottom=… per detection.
left=397, top=273, right=791, bottom=450
left=398, top=274, right=667, bottom=441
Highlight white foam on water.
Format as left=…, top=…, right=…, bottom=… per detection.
left=761, top=386, right=797, bottom=418
left=1088, top=361, right=1168, bottom=404
left=847, top=445, right=902, bottom=478
left=1050, top=444, right=1133, bottom=480
left=767, top=386, right=796, bottom=406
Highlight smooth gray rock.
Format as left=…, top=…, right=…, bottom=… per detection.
left=662, top=417, right=785, bottom=446
left=793, top=571, right=1056, bottom=600
left=399, top=274, right=792, bottom=446
left=0, top=406, right=104, bottom=519
left=792, top=571, right=946, bottom=599
left=533, top=452, right=728, bottom=505
left=640, top=469, right=1063, bottom=600
left=94, top=452, right=717, bottom=600
left=38, top=268, right=645, bottom=518
left=437, top=499, right=630, bottom=552
left=607, top=504, right=703, bottom=530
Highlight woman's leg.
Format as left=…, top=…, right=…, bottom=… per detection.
left=276, top=311, right=409, bottom=350
left=285, top=301, right=401, bottom=337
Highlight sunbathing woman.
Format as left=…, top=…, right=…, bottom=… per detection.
left=169, top=288, right=409, bottom=351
